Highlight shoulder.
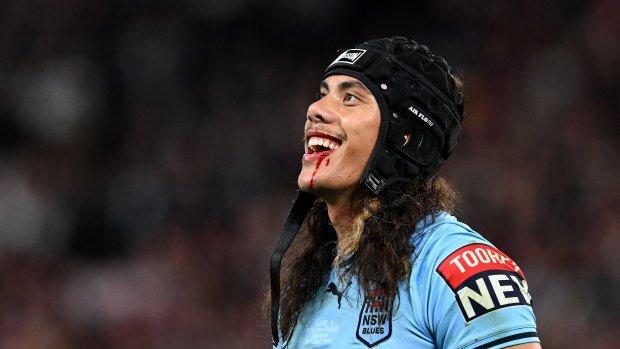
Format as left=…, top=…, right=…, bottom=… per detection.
left=407, top=212, right=497, bottom=304
left=409, top=212, right=531, bottom=308
left=409, top=212, right=527, bottom=289
left=406, top=212, right=539, bottom=348
left=410, top=212, right=491, bottom=263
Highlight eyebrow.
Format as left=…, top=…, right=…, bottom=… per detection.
left=320, top=79, right=372, bottom=95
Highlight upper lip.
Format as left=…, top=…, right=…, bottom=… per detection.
left=304, top=130, right=343, bottom=144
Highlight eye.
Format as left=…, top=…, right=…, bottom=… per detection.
left=344, top=93, right=359, bottom=102
left=315, top=91, right=327, bottom=100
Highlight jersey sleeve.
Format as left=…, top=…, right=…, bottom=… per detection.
left=410, top=217, right=540, bottom=349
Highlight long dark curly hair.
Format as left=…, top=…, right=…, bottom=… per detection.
left=275, top=176, right=460, bottom=344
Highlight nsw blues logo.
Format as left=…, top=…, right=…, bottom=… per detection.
left=356, top=287, right=392, bottom=347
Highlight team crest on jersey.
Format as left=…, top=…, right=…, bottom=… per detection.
left=436, top=243, right=533, bottom=322
left=356, top=287, right=392, bottom=347
left=329, top=49, right=366, bottom=66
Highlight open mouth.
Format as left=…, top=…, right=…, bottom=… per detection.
left=306, top=136, right=341, bottom=154
left=303, top=131, right=343, bottom=161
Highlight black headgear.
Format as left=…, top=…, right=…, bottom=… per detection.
left=270, top=37, right=464, bottom=346
left=325, top=36, right=464, bottom=193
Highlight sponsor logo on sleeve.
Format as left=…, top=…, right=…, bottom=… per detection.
left=356, top=287, right=392, bottom=347
left=329, top=49, right=367, bottom=66
left=436, top=243, right=533, bottom=322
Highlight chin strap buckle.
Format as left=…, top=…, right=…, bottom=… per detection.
left=364, top=173, right=383, bottom=194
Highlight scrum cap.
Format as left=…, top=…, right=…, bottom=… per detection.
left=325, top=37, right=464, bottom=193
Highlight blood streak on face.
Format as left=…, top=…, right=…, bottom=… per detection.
left=309, top=156, right=325, bottom=190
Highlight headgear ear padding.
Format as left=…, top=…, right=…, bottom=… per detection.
left=324, top=37, right=465, bottom=194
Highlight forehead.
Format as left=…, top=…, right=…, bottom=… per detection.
left=321, top=75, right=372, bottom=93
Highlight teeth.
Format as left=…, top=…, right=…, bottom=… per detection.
left=307, top=137, right=340, bottom=151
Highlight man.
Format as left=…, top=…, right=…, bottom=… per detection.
left=269, top=37, right=540, bottom=348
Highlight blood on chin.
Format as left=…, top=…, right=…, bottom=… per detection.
left=300, top=150, right=334, bottom=191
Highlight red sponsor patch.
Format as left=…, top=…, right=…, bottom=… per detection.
left=437, top=243, right=525, bottom=289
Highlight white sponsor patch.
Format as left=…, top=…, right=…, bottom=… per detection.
left=330, top=49, right=366, bottom=66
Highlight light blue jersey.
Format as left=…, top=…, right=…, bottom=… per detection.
left=277, top=213, right=539, bottom=348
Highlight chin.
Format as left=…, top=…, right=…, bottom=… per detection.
left=297, top=174, right=312, bottom=192
left=297, top=171, right=326, bottom=193
left=298, top=183, right=312, bottom=192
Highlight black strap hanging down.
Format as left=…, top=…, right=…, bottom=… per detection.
left=270, top=190, right=316, bottom=347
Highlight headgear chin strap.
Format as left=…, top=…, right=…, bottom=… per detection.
left=270, top=37, right=464, bottom=346
left=269, top=190, right=316, bottom=346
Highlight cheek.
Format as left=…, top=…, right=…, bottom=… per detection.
left=351, top=115, right=380, bottom=156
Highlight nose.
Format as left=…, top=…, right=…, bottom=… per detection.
left=307, top=97, right=333, bottom=124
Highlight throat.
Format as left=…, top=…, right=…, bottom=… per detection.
left=326, top=202, right=355, bottom=243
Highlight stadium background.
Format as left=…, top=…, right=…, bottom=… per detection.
left=0, top=0, right=618, bottom=348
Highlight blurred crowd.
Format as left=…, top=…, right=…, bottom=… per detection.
left=0, top=0, right=618, bottom=348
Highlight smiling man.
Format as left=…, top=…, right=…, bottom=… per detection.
left=269, top=37, right=541, bottom=348
left=299, top=76, right=380, bottom=216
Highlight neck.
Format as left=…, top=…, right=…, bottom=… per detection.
left=326, top=199, right=354, bottom=242
left=321, top=186, right=363, bottom=243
